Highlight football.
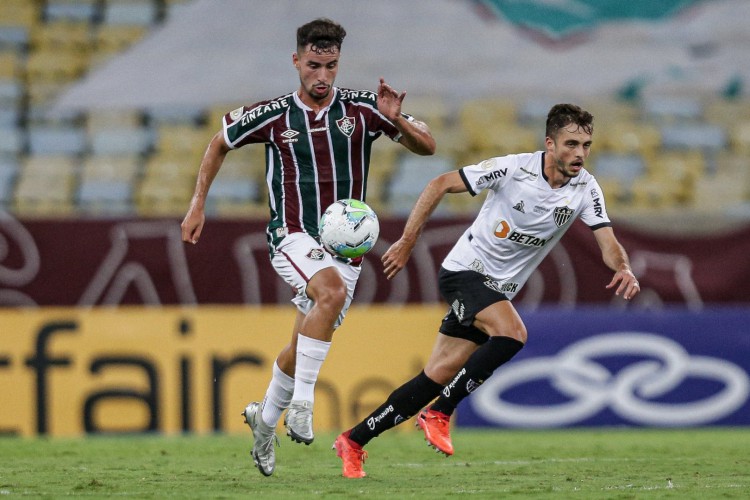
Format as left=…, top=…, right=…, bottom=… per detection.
left=319, top=199, right=380, bottom=259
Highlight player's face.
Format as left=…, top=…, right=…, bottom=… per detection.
left=546, top=124, right=592, bottom=179
left=294, top=44, right=340, bottom=106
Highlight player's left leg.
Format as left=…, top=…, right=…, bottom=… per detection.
left=424, top=301, right=526, bottom=454
left=242, top=401, right=279, bottom=476
left=416, top=269, right=526, bottom=455
left=272, top=245, right=360, bottom=445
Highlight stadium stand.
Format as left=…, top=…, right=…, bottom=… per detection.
left=0, top=0, right=748, bottom=221
left=44, top=0, right=99, bottom=23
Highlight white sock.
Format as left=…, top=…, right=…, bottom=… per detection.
left=292, top=333, right=331, bottom=403
left=260, top=361, right=295, bottom=427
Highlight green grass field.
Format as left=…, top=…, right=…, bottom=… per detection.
left=2, top=428, right=749, bottom=498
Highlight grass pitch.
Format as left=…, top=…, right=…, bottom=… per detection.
left=2, top=428, right=749, bottom=498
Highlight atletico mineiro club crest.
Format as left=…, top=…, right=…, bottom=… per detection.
left=553, top=206, right=574, bottom=227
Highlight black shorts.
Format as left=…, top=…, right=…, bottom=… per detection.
left=438, top=267, right=509, bottom=345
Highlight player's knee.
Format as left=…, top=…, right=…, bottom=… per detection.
left=485, top=322, right=527, bottom=343
left=314, top=280, right=348, bottom=312
left=424, top=366, right=454, bottom=386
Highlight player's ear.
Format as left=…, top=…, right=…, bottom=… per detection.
left=292, top=52, right=300, bottom=70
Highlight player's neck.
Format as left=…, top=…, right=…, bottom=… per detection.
left=297, top=89, right=334, bottom=114
left=542, top=157, right=571, bottom=189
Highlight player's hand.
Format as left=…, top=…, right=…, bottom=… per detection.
left=181, top=207, right=205, bottom=244
left=382, top=237, right=414, bottom=280
left=376, top=77, right=406, bottom=122
left=606, top=267, right=640, bottom=300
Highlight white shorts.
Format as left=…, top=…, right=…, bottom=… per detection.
left=271, top=232, right=362, bottom=329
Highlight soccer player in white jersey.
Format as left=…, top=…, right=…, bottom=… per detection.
left=333, top=103, right=641, bottom=478
left=181, top=18, right=435, bottom=477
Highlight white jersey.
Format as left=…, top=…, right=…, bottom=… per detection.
left=442, top=151, right=611, bottom=300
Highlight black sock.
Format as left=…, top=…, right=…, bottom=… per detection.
left=431, top=336, right=524, bottom=416
left=349, top=371, right=442, bottom=446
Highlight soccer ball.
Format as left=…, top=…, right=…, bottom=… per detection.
left=319, top=199, right=379, bottom=259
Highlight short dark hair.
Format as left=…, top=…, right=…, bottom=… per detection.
left=296, top=18, right=346, bottom=54
left=545, top=103, right=594, bottom=138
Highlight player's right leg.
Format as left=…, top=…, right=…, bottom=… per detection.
left=285, top=267, right=345, bottom=444
left=242, top=401, right=279, bottom=476
left=333, top=370, right=443, bottom=477
left=332, top=430, right=368, bottom=478
left=334, top=334, right=478, bottom=477
left=269, top=233, right=360, bottom=445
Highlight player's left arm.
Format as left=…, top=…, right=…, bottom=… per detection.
left=376, top=78, right=436, bottom=155
left=593, top=226, right=641, bottom=300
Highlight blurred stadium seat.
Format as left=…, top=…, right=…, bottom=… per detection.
left=77, top=179, right=134, bottom=215
left=0, top=126, right=24, bottom=156
left=591, top=153, right=646, bottom=206
left=0, top=50, right=23, bottom=80
left=31, top=20, right=92, bottom=52
left=1, top=0, right=41, bottom=28
left=388, top=154, right=453, bottom=215
left=14, top=155, right=77, bottom=216
left=91, top=24, right=148, bottom=66
left=103, top=0, right=159, bottom=26
left=642, top=95, right=703, bottom=123
left=27, top=124, right=87, bottom=155
left=0, top=157, right=19, bottom=205
left=90, top=127, right=154, bottom=156
left=155, top=124, right=211, bottom=158
left=660, top=123, right=727, bottom=152
left=729, top=120, right=750, bottom=155
left=631, top=151, right=705, bottom=208
left=44, top=0, right=99, bottom=23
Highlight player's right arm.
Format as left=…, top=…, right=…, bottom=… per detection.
left=181, top=131, right=231, bottom=244
left=382, top=170, right=467, bottom=279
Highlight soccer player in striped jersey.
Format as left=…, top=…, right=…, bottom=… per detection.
left=333, top=103, right=640, bottom=478
left=181, top=18, right=435, bottom=476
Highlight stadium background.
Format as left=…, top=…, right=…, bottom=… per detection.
left=1, top=0, right=749, bottom=437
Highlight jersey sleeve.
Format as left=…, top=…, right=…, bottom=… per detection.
left=349, top=89, right=410, bottom=143
left=579, top=178, right=612, bottom=229
left=458, top=156, right=515, bottom=196
left=222, top=100, right=278, bottom=149
left=365, top=107, right=403, bottom=142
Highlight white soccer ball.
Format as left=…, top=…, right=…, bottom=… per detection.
left=319, top=199, right=380, bottom=259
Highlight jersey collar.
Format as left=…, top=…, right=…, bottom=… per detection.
left=292, top=87, right=339, bottom=119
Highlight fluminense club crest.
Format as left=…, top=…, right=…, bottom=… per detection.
left=306, top=248, right=325, bottom=260
left=336, top=116, right=356, bottom=137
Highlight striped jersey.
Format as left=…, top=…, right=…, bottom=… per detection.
left=442, top=151, right=611, bottom=299
left=223, top=87, right=405, bottom=248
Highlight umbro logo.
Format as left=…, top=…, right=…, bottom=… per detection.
left=281, top=129, right=299, bottom=143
